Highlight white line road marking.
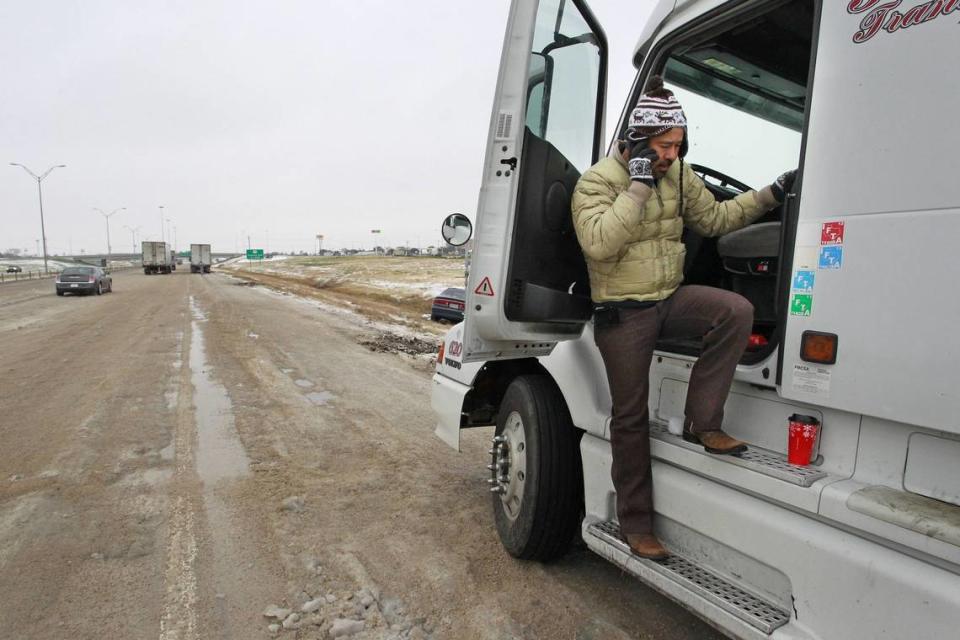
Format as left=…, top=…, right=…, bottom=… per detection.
left=159, top=496, right=199, bottom=640
left=160, top=304, right=200, bottom=640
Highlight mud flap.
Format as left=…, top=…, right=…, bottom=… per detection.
left=431, top=373, right=471, bottom=452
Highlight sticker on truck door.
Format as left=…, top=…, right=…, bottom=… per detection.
left=474, top=277, right=495, bottom=296
left=792, top=363, right=831, bottom=396
left=792, top=270, right=816, bottom=293
left=821, top=221, right=845, bottom=245
left=819, top=246, right=843, bottom=270
left=790, top=294, right=813, bottom=316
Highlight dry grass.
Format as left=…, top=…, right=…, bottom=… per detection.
left=221, top=256, right=466, bottom=335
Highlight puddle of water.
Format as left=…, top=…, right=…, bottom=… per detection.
left=305, top=391, right=335, bottom=406
left=294, top=379, right=314, bottom=388
left=189, top=298, right=250, bottom=484
left=189, top=296, right=208, bottom=322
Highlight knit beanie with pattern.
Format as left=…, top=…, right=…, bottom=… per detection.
left=625, top=75, right=687, bottom=142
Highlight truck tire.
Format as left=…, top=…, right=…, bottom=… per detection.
left=491, top=374, right=582, bottom=561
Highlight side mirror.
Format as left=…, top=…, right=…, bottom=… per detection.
left=441, top=213, right=473, bottom=247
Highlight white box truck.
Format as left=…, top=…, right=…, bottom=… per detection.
left=190, top=244, right=211, bottom=273
left=431, top=2, right=960, bottom=639
left=141, top=240, right=171, bottom=275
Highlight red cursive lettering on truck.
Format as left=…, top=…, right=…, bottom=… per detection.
left=847, top=0, right=960, bottom=44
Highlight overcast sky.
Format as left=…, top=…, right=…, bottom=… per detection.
left=2, top=1, right=654, bottom=256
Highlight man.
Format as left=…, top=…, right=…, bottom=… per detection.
left=571, top=76, right=796, bottom=559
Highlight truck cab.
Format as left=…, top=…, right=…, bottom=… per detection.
left=431, top=1, right=960, bottom=638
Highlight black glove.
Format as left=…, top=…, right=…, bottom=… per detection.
left=628, top=138, right=658, bottom=187
left=770, top=169, right=797, bottom=202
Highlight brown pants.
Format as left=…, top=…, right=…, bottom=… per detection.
left=593, top=285, right=754, bottom=535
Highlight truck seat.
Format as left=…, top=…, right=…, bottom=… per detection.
left=717, top=222, right=781, bottom=323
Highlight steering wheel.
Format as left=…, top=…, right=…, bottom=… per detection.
left=689, top=163, right=753, bottom=194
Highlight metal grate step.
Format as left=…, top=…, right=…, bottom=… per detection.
left=649, top=421, right=828, bottom=487
left=587, top=520, right=790, bottom=634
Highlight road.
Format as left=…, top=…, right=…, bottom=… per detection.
left=0, top=270, right=722, bottom=640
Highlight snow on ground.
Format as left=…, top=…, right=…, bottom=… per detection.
left=238, top=275, right=440, bottom=349
left=368, top=280, right=462, bottom=297
left=226, top=256, right=465, bottom=299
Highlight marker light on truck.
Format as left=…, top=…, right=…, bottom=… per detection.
left=800, top=331, right=838, bottom=365
left=437, top=341, right=445, bottom=366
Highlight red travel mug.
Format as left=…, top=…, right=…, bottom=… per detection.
left=787, top=414, right=820, bottom=466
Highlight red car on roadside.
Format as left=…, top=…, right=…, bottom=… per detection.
left=431, top=287, right=465, bottom=323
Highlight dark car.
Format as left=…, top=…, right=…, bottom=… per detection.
left=5, top=265, right=22, bottom=273
left=431, top=287, right=465, bottom=322
left=55, top=266, right=113, bottom=296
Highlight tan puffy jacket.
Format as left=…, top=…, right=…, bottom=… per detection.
left=571, top=154, right=774, bottom=303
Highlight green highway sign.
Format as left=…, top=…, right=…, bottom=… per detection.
left=246, top=249, right=264, bottom=260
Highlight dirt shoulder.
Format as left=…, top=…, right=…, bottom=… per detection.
left=219, top=256, right=465, bottom=340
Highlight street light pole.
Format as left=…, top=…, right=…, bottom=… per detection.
left=158, top=205, right=165, bottom=243
left=10, top=162, right=66, bottom=274
left=94, top=207, right=125, bottom=266
left=124, top=225, right=141, bottom=254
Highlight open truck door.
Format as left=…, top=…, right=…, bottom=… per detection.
left=461, top=0, right=608, bottom=363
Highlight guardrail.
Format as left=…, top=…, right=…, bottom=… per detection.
left=0, top=264, right=139, bottom=285
left=0, top=269, right=61, bottom=284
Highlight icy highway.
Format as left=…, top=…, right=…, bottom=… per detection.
left=0, top=270, right=722, bottom=640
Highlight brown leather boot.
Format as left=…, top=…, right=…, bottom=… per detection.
left=683, top=429, right=748, bottom=455
left=624, top=533, right=670, bottom=560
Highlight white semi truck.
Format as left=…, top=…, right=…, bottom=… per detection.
left=190, top=243, right=211, bottom=273
left=141, top=240, right=172, bottom=275
left=431, top=1, right=960, bottom=639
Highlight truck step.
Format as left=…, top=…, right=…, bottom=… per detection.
left=586, top=520, right=790, bottom=635
left=649, top=422, right=828, bottom=487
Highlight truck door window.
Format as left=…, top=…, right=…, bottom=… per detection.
left=524, top=0, right=602, bottom=173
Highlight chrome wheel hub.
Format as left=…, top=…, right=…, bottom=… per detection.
left=488, top=411, right=527, bottom=521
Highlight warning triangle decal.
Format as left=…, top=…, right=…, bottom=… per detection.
left=474, top=276, right=495, bottom=296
